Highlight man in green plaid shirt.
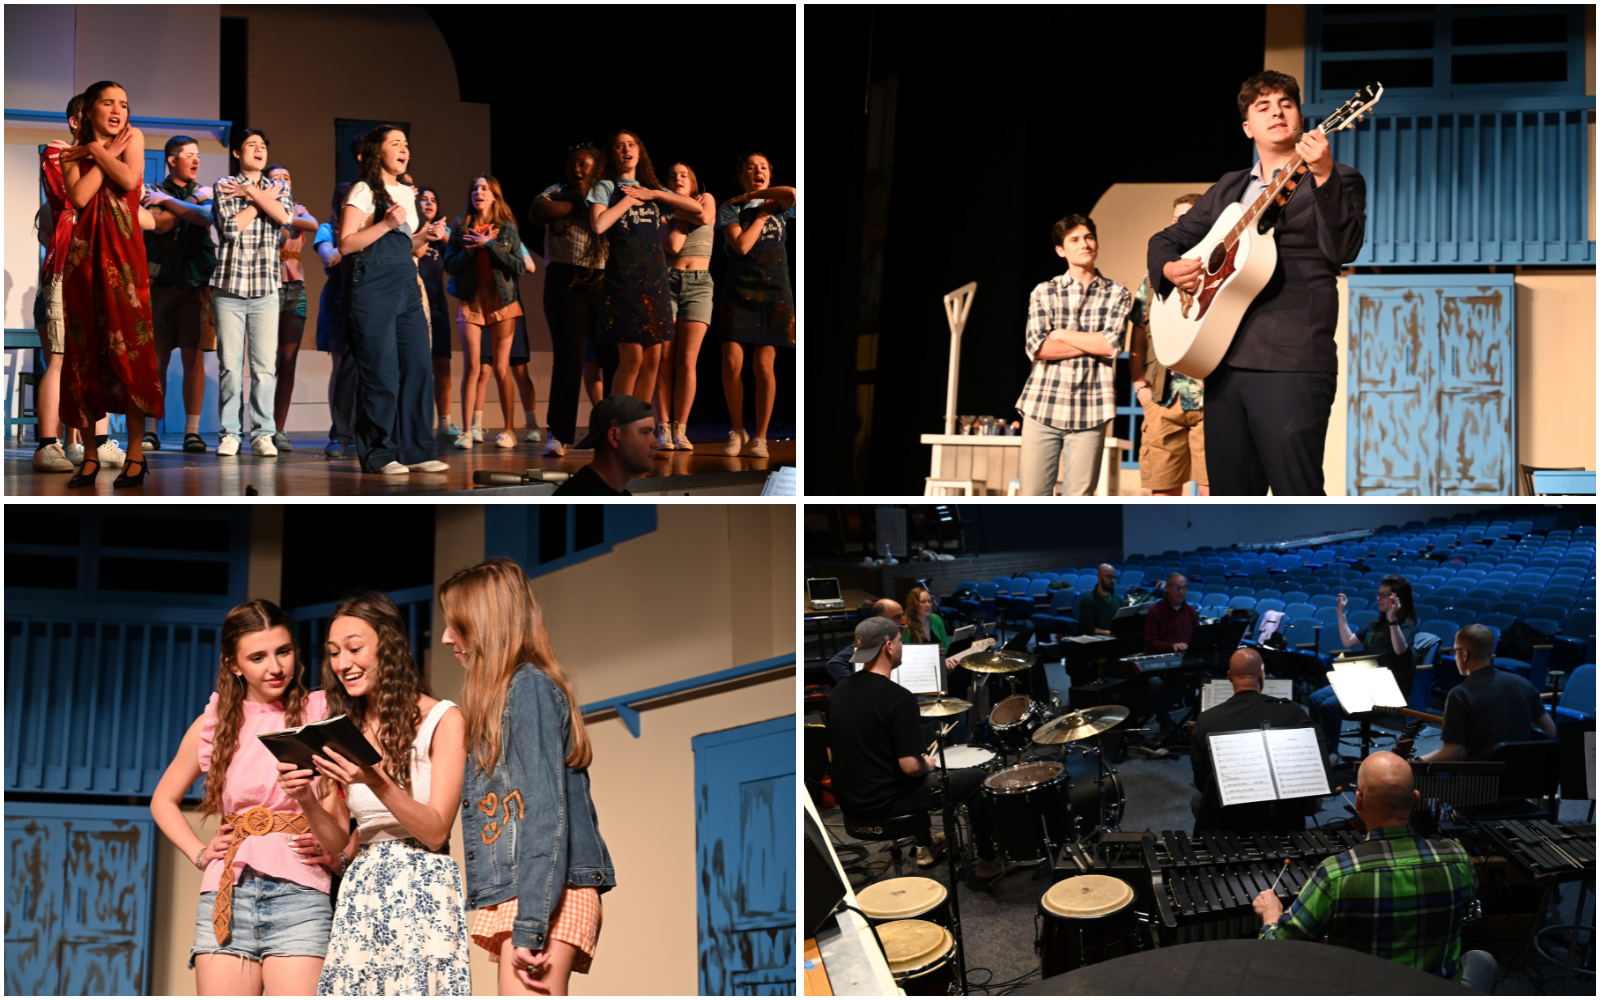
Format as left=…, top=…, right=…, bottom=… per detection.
left=1253, top=752, right=1495, bottom=990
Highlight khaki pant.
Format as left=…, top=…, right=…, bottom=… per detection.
left=1139, top=400, right=1207, bottom=491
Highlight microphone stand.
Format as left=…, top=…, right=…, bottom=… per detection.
left=933, top=728, right=970, bottom=995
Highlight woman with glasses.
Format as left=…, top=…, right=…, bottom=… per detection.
left=1308, top=574, right=1417, bottom=767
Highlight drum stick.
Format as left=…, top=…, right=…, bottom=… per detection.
left=1267, top=858, right=1291, bottom=896
left=926, top=721, right=956, bottom=756
left=1336, top=785, right=1357, bottom=811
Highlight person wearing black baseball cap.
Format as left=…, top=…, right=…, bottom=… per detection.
left=823, top=617, right=1002, bottom=875
left=552, top=393, right=656, bottom=495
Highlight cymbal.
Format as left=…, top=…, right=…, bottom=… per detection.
left=959, top=649, right=1037, bottom=674
left=918, top=698, right=973, bottom=718
left=1031, top=705, right=1130, bottom=744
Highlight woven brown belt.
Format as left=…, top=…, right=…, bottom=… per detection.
left=213, top=806, right=310, bottom=945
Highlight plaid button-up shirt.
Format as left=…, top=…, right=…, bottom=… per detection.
left=1015, top=269, right=1130, bottom=431
left=209, top=174, right=296, bottom=298
left=1259, top=824, right=1477, bottom=981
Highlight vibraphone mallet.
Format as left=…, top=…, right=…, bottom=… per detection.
left=1267, top=857, right=1291, bottom=897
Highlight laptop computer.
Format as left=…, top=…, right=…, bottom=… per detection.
left=806, top=578, right=844, bottom=610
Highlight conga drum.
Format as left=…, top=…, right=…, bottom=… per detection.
left=857, top=877, right=951, bottom=930
left=878, top=918, right=957, bottom=996
left=1036, top=873, right=1139, bottom=976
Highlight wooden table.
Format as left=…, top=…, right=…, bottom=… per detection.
left=920, top=433, right=1022, bottom=495
left=802, top=937, right=832, bottom=996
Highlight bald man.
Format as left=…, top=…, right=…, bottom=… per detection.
left=824, top=600, right=905, bottom=683
left=1077, top=563, right=1120, bottom=636
left=1189, top=648, right=1322, bottom=833
left=1254, top=751, right=1493, bottom=988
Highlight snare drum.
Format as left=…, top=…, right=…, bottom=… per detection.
left=989, top=695, right=1043, bottom=752
left=878, top=918, right=956, bottom=996
left=939, top=743, right=1000, bottom=774
left=1037, top=873, right=1139, bottom=976
left=857, top=877, right=950, bottom=930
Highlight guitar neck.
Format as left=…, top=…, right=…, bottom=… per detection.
left=1225, top=120, right=1334, bottom=249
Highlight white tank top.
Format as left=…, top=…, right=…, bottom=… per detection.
left=347, top=699, right=455, bottom=844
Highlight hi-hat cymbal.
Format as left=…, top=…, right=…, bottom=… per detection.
left=918, top=698, right=973, bottom=718
left=1031, top=705, right=1129, bottom=744
left=959, top=649, right=1037, bottom=674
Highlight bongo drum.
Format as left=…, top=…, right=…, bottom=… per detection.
left=878, top=918, right=956, bottom=996
left=1036, top=873, right=1139, bottom=976
left=857, top=877, right=950, bottom=930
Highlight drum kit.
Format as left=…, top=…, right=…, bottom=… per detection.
left=900, top=646, right=1132, bottom=994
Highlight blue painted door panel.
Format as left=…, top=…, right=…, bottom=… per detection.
left=1347, top=274, right=1516, bottom=495
left=4, top=804, right=155, bottom=996
left=693, top=715, right=796, bottom=996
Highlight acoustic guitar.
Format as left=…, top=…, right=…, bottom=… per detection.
left=1149, top=82, right=1384, bottom=378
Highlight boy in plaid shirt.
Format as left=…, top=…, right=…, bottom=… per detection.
left=1253, top=752, right=1495, bottom=989
left=1015, top=214, right=1130, bottom=495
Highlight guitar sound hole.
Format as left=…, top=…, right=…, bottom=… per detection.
left=1207, top=244, right=1227, bottom=274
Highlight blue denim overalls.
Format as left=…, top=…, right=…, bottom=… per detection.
left=344, top=227, right=438, bottom=472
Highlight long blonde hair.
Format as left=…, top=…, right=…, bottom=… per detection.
left=201, top=600, right=309, bottom=820
left=439, top=559, right=592, bottom=774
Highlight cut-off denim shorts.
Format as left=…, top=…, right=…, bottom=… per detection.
left=667, top=268, right=714, bottom=325
left=188, top=868, right=332, bottom=969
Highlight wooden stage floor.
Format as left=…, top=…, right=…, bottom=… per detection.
left=4, top=433, right=794, bottom=497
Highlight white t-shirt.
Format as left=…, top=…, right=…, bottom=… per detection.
left=345, top=180, right=418, bottom=235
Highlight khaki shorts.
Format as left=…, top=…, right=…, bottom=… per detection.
left=39, top=277, right=65, bottom=353
left=152, top=285, right=217, bottom=355
left=1139, top=400, right=1207, bottom=491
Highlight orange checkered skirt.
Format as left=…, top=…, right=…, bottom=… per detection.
left=470, top=887, right=601, bottom=974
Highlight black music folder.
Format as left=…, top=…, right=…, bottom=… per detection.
left=1208, top=726, right=1330, bottom=807
left=257, top=714, right=382, bottom=774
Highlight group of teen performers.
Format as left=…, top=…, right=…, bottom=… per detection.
left=31, top=79, right=796, bottom=483
left=150, top=558, right=613, bottom=997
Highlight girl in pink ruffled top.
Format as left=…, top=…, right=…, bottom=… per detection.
left=151, top=599, right=357, bottom=995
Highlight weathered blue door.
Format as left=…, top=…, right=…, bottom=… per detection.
left=693, top=715, right=796, bottom=996
left=1346, top=274, right=1516, bottom=495
left=4, top=804, right=156, bottom=995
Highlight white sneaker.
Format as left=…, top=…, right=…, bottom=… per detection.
left=494, top=431, right=516, bottom=449
left=722, top=429, right=746, bottom=457
left=97, top=437, right=126, bottom=468
left=453, top=433, right=473, bottom=450
left=251, top=435, right=278, bottom=457
left=378, top=461, right=409, bottom=475
left=655, top=423, right=674, bottom=450
left=672, top=422, right=692, bottom=450
left=543, top=436, right=566, bottom=457
left=216, top=435, right=241, bottom=457
left=470, top=424, right=484, bottom=442
left=65, top=442, right=85, bottom=465
left=523, top=426, right=543, bottom=444
left=442, top=421, right=463, bottom=438
left=749, top=437, right=769, bottom=458
left=32, top=442, right=73, bottom=472
left=407, top=460, right=449, bottom=472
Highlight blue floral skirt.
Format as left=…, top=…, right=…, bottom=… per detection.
left=317, top=839, right=472, bottom=996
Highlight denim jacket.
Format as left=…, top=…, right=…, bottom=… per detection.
left=443, top=220, right=525, bottom=307
left=460, top=664, right=615, bottom=951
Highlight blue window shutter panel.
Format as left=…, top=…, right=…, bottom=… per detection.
left=604, top=506, right=656, bottom=545
left=143, top=149, right=164, bottom=188
left=483, top=505, right=658, bottom=578
left=483, top=507, right=533, bottom=568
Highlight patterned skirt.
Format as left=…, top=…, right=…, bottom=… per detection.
left=471, top=887, right=602, bottom=974
left=317, top=839, right=472, bottom=996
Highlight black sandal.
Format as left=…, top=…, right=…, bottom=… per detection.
left=66, top=457, right=101, bottom=488
left=113, top=457, right=149, bottom=489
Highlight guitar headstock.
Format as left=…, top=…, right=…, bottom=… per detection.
left=1317, top=81, right=1385, bottom=134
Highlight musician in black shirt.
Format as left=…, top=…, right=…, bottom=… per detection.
left=825, top=617, right=1001, bottom=875
left=1421, top=623, right=1556, bottom=763
left=1191, top=648, right=1325, bottom=833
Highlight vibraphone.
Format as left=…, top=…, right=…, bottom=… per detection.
left=1146, top=829, right=1366, bottom=945
left=1411, top=761, right=1505, bottom=812
left=1479, top=820, right=1596, bottom=878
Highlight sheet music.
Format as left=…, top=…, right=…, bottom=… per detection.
left=1325, top=665, right=1406, bottom=714
left=950, top=638, right=997, bottom=662
left=1201, top=678, right=1293, bottom=712
left=894, top=643, right=942, bottom=695
left=1265, top=727, right=1331, bottom=799
left=1066, top=634, right=1110, bottom=644
left=1209, top=731, right=1278, bottom=807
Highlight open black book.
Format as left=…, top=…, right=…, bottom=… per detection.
left=257, top=714, right=382, bottom=774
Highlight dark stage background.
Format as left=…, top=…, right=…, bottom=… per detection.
left=808, top=7, right=1269, bottom=493
left=423, top=6, right=797, bottom=434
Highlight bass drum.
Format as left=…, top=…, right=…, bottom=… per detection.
left=989, top=695, right=1043, bottom=753
left=984, top=749, right=1124, bottom=863
left=1060, top=745, right=1124, bottom=831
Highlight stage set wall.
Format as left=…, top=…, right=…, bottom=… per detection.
left=4, top=5, right=588, bottom=445
left=1086, top=5, right=1595, bottom=496
left=1120, top=501, right=1525, bottom=559
left=142, top=504, right=796, bottom=997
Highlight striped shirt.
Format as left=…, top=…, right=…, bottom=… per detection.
left=1015, top=269, right=1130, bottom=431
left=1258, top=824, right=1476, bottom=981
left=209, top=174, right=297, bottom=298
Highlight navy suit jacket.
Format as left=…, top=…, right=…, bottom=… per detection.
left=1146, top=161, right=1366, bottom=373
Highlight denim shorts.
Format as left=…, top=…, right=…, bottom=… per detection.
left=188, top=869, right=332, bottom=968
left=668, top=268, right=713, bottom=325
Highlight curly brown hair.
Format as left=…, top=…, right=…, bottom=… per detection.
left=201, top=600, right=310, bottom=820
left=601, top=129, right=661, bottom=190
left=321, top=592, right=433, bottom=792
left=1237, top=70, right=1302, bottom=121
